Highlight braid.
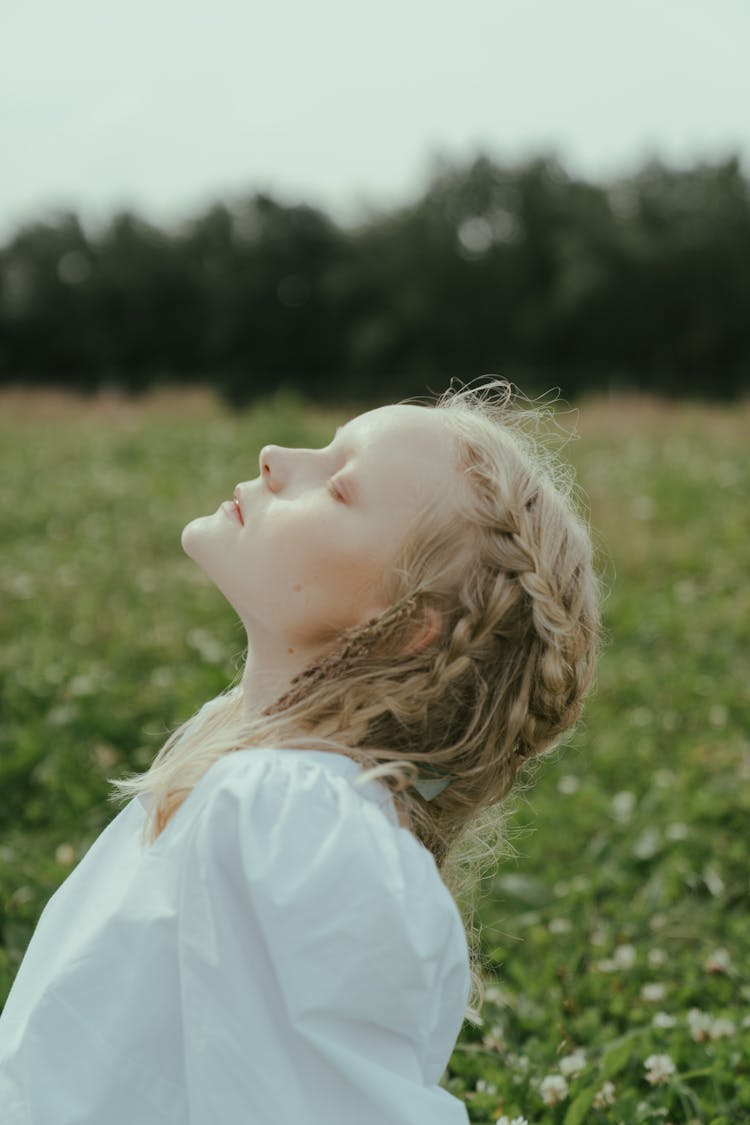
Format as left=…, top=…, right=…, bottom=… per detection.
left=255, top=386, right=598, bottom=829
left=262, top=596, right=419, bottom=717
left=506, top=491, right=595, bottom=760
left=260, top=597, right=462, bottom=803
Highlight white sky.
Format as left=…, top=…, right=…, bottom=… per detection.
left=2, top=0, right=748, bottom=240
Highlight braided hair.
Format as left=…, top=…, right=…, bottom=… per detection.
left=254, top=381, right=599, bottom=834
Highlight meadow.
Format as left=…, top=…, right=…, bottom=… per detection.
left=0, top=386, right=748, bottom=1124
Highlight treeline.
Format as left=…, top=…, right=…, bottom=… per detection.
left=1, top=153, right=749, bottom=404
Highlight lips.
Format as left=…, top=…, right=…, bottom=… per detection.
left=232, top=490, right=245, bottom=526
left=221, top=500, right=242, bottom=525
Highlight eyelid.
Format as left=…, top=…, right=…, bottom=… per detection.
left=327, top=479, right=346, bottom=502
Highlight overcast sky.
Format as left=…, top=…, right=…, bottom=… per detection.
left=2, top=0, right=748, bottom=240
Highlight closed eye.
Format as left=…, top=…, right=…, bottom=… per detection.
left=327, top=481, right=345, bottom=502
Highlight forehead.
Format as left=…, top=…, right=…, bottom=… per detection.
left=339, top=404, right=450, bottom=455
left=338, top=404, right=459, bottom=505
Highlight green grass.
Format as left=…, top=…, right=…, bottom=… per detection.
left=1, top=386, right=748, bottom=1123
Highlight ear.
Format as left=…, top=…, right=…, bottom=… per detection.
left=403, top=605, right=442, bottom=656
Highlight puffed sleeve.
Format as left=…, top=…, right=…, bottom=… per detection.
left=173, top=750, right=470, bottom=1124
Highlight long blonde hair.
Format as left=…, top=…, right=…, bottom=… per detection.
left=107, top=378, right=601, bottom=1027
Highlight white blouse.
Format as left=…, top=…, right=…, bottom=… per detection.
left=0, top=740, right=471, bottom=1123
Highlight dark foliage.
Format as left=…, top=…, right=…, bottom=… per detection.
left=1, top=152, right=748, bottom=402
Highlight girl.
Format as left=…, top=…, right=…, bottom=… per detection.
left=0, top=379, right=599, bottom=1123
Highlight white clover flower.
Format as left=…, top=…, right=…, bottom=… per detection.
left=647, top=947, right=667, bottom=968
left=641, top=982, right=667, bottom=1002
left=704, top=948, right=732, bottom=973
left=558, top=1049, right=587, bottom=1077
left=593, top=1079, right=616, bottom=1108
left=506, top=1052, right=530, bottom=1072
left=548, top=917, right=572, bottom=935
left=633, top=826, right=661, bottom=859
left=539, top=1073, right=569, bottom=1106
left=709, top=703, right=728, bottom=728
left=742, top=1014, right=750, bottom=1029
left=592, top=957, right=617, bottom=972
left=495, top=1116, right=529, bottom=1125
left=652, top=1011, right=677, bottom=1029
left=653, top=767, right=674, bottom=788
left=687, top=1008, right=714, bottom=1042
left=644, top=1053, right=676, bottom=1085
left=709, top=1017, right=736, bottom=1039
left=482, top=1023, right=506, bottom=1051
left=611, top=790, right=636, bottom=821
left=484, top=984, right=507, bottom=1006
left=476, top=1078, right=498, bottom=1093
left=55, top=842, right=76, bottom=867
left=613, top=943, right=637, bottom=969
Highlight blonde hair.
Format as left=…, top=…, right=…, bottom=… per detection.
left=107, top=378, right=601, bottom=1028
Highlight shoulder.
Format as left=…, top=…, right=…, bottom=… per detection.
left=178, top=749, right=469, bottom=1025
left=193, top=746, right=401, bottom=838
left=185, top=747, right=402, bottom=876
left=193, top=746, right=391, bottom=827
left=180, top=747, right=458, bottom=928
left=173, top=747, right=470, bottom=1030
left=173, top=747, right=386, bottom=860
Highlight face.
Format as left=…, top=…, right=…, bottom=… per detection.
left=180, top=404, right=459, bottom=655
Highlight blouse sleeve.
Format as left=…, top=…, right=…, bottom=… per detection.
left=173, top=750, right=470, bottom=1125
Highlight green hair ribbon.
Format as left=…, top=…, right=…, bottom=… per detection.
left=413, top=765, right=454, bottom=801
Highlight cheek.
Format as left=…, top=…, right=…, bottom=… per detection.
left=271, top=514, right=378, bottom=588
left=265, top=504, right=337, bottom=551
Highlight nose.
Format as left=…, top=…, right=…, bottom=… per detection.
left=259, top=444, right=280, bottom=491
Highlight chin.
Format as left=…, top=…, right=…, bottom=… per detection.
left=180, top=515, right=212, bottom=557
left=180, top=522, right=197, bottom=555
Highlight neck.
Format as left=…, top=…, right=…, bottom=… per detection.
left=240, top=633, right=415, bottom=833
left=239, top=633, right=325, bottom=724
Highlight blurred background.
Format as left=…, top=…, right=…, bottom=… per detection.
left=2, top=0, right=749, bottom=404
left=2, top=3, right=749, bottom=1121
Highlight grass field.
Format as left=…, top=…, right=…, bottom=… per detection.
left=1, top=386, right=748, bottom=1123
